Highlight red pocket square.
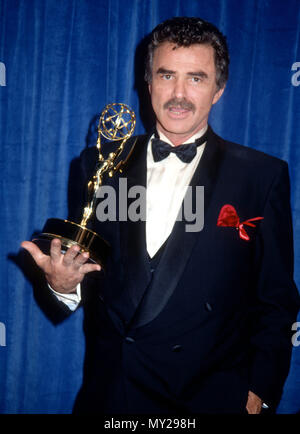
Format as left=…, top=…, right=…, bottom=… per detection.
left=217, top=204, right=263, bottom=241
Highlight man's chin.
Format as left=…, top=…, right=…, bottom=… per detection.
left=157, top=123, right=196, bottom=138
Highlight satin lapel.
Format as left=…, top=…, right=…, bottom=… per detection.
left=132, top=127, right=225, bottom=329
left=119, top=135, right=152, bottom=309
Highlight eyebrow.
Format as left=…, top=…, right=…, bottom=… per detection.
left=156, top=67, right=209, bottom=79
left=187, top=71, right=209, bottom=79
left=156, top=68, right=175, bottom=75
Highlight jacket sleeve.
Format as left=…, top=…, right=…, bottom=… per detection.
left=249, top=161, right=300, bottom=409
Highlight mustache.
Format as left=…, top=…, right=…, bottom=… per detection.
left=163, top=97, right=195, bottom=112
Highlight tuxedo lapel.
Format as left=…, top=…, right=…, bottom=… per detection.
left=132, top=127, right=225, bottom=329
left=119, top=135, right=152, bottom=309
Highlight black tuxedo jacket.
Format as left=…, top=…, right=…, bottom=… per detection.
left=66, top=126, right=299, bottom=414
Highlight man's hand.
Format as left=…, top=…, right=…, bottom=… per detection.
left=246, top=390, right=263, bottom=414
left=21, top=238, right=101, bottom=294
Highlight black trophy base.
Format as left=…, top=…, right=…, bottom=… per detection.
left=32, top=218, right=110, bottom=269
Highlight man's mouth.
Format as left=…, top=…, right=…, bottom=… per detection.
left=168, top=106, right=190, bottom=115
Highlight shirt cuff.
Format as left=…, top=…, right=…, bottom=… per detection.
left=48, top=283, right=81, bottom=311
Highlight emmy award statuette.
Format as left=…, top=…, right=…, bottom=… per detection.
left=33, top=103, right=137, bottom=268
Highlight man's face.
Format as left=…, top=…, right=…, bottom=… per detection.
left=148, top=42, right=224, bottom=146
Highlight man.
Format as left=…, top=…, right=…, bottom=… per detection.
left=22, top=17, right=299, bottom=414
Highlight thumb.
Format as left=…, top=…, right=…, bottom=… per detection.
left=21, top=241, right=47, bottom=267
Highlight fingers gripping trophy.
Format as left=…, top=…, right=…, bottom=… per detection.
left=33, top=103, right=136, bottom=269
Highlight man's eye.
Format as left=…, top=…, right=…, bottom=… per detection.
left=162, top=74, right=172, bottom=80
left=191, top=76, right=201, bottom=83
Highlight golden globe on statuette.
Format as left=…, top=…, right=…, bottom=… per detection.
left=33, top=103, right=137, bottom=269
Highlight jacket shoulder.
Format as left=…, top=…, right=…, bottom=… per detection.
left=213, top=131, right=289, bottom=174
left=78, top=134, right=148, bottom=172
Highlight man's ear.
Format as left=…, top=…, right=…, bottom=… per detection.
left=212, top=85, right=225, bottom=105
left=148, top=82, right=152, bottom=95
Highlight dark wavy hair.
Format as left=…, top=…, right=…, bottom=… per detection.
left=145, top=17, right=229, bottom=90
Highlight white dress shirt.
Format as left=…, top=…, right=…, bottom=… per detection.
left=146, top=125, right=207, bottom=257
left=50, top=124, right=208, bottom=309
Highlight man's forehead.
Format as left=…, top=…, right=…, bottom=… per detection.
left=152, top=42, right=216, bottom=70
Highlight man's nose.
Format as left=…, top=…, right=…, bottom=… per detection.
left=172, top=77, right=186, bottom=99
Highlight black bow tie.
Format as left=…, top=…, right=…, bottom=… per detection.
left=151, top=128, right=209, bottom=163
